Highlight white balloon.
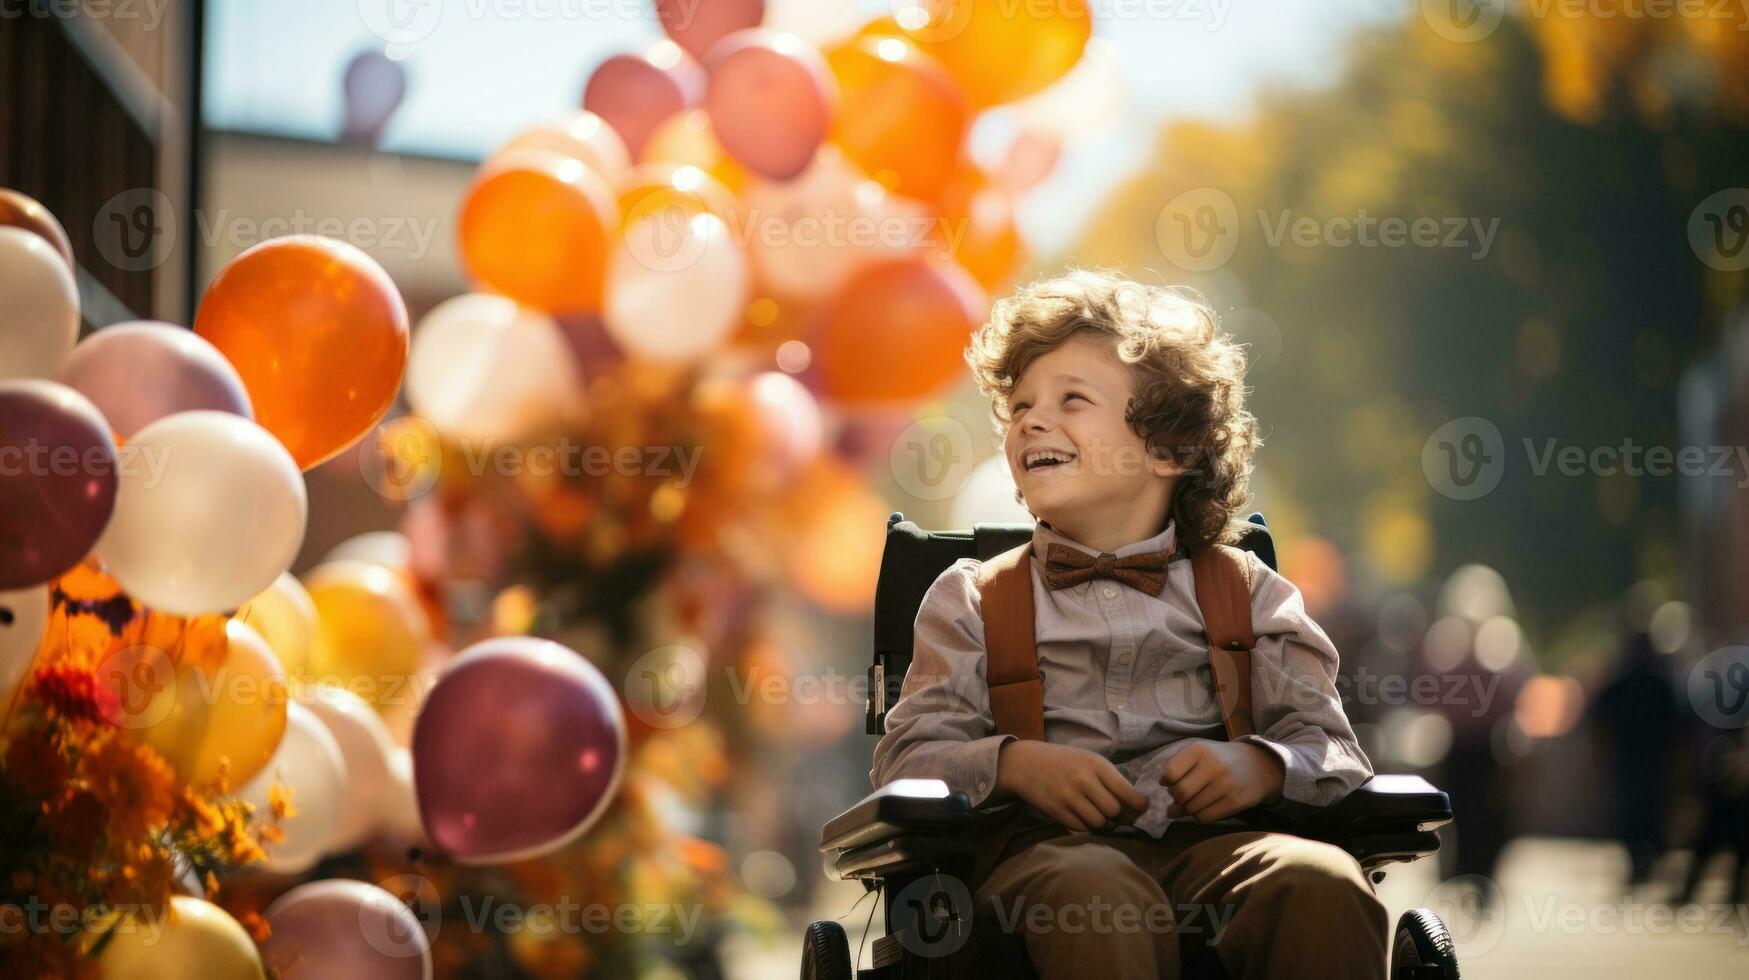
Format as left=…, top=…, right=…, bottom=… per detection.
left=0, top=586, right=48, bottom=702
left=239, top=701, right=347, bottom=874
left=0, top=226, right=79, bottom=381
left=490, top=113, right=631, bottom=187
left=604, top=210, right=749, bottom=361
left=749, top=371, right=823, bottom=475
left=376, top=745, right=429, bottom=842
left=298, top=684, right=396, bottom=851
left=323, top=530, right=411, bottom=571
left=95, top=411, right=307, bottom=615
left=764, top=0, right=862, bottom=44
left=741, top=149, right=921, bottom=301
left=948, top=453, right=1035, bottom=530
left=406, top=294, right=582, bottom=441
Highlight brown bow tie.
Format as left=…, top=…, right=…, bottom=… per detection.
left=1042, top=543, right=1173, bottom=595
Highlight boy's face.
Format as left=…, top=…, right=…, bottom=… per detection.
left=1003, top=334, right=1181, bottom=530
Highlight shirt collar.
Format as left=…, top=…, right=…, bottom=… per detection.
left=1032, top=517, right=1182, bottom=561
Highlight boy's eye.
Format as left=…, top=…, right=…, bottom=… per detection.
left=1065, top=392, right=1087, bottom=403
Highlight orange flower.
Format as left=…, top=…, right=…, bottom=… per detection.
left=676, top=836, right=727, bottom=875
left=178, top=786, right=226, bottom=836
left=222, top=801, right=267, bottom=865
left=267, top=782, right=296, bottom=822
left=78, top=735, right=177, bottom=841
left=237, top=908, right=271, bottom=943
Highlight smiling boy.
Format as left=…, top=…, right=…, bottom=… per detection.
left=871, top=270, right=1386, bottom=978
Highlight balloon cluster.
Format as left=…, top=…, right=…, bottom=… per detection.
left=445, top=0, right=1096, bottom=415
left=0, top=190, right=629, bottom=975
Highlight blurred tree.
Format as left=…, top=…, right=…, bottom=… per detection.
left=1067, top=13, right=1749, bottom=642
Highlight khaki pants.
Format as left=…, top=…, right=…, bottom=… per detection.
left=973, top=821, right=1388, bottom=980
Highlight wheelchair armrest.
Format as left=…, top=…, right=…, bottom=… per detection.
left=1295, top=774, right=1453, bottom=836
left=1247, top=774, right=1452, bottom=870
left=819, top=779, right=976, bottom=853
left=826, top=836, right=978, bottom=882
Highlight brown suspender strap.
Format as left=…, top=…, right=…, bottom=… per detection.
left=976, top=539, right=1258, bottom=743
left=1190, top=543, right=1258, bottom=740
left=977, top=543, right=1044, bottom=742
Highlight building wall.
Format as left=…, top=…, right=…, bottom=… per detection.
left=0, top=2, right=195, bottom=325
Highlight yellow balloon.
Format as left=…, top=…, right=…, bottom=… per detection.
left=134, top=620, right=289, bottom=790
left=303, top=560, right=430, bottom=711
left=236, top=572, right=317, bottom=678
left=100, top=896, right=265, bottom=980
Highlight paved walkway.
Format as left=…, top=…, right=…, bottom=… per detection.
left=728, top=837, right=1749, bottom=977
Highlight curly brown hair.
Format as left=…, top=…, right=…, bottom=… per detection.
left=965, top=268, right=1261, bottom=551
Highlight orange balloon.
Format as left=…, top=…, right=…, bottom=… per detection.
left=643, top=109, right=751, bottom=195
left=817, top=257, right=985, bottom=405
left=933, top=165, right=1025, bottom=292
left=827, top=36, right=970, bottom=203
left=781, top=456, right=888, bottom=615
left=855, top=15, right=903, bottom=39
left=458, top=152, right=620, bottom=315
left=194, top=236, right=409, bottom=470
left=617, top=163, right=738, bottom=231
left=900, top=0, right=1092, bottom=109
left=0, top=188, right=73, bottom=270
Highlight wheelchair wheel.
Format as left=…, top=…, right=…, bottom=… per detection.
left=801, top=919, right=853, bottom=980
left=1391, top=907, right=1460, bottom=980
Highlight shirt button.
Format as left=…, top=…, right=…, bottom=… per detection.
left=1102, top=586, right=1116, bottom=598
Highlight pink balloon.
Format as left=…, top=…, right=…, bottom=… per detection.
left=584, top=42, right=704, bottom=161
left=412, top=637, right=625, bottom=863
left=656, top=0, right=765, bottom=61
left=260, top=880, right=431, bottom=979
left=705, top=29, right=835, bottom=180
left=53, top=321, right=253, bottom=439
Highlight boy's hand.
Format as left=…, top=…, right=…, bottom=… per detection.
left=1160, top=739, right=1285, bottom=822
left=996, top=740, right=1150, bottom=832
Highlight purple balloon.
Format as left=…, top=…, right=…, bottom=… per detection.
left=0, top=380, right=118, bottom=590
left=413, top=638, right=625, bottom=863
left=53, top=321, right=252, bottom=439
left=342, top=50, right=407, bottom=147
left=260, top=879, right=432, bottom=979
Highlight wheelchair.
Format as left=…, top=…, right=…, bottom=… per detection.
left=804, top=513, right=1461, bottom=979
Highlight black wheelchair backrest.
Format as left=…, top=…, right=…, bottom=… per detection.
left=865, top=511, right=1276, bottom=734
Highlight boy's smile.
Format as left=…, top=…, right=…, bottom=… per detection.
left=1003, top=334, right=1182, bottom=552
